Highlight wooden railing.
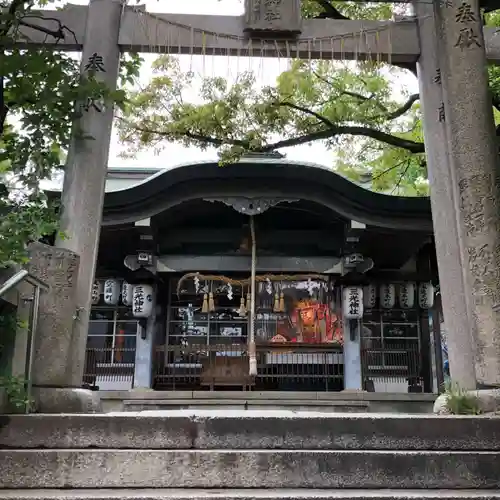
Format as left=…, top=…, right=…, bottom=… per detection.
left=153, top=342, right=344, bottom=391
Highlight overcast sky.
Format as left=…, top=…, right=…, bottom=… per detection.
left=51, top=0, right=418, bottom=174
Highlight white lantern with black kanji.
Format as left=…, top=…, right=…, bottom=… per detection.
left=342, top=287, right=364, bottom=320
left=380, top=284, right=396, bottom=309
left=399, top=282, right=416, bottom=309
left=91, top=280, right=101, bottom=305
left=121, top=282, right=133, bottom=306
left=363, top=284, right=377, bottom=309
left=418, top=282, right=435, bottom=309
left=133, top=284, right=154, bottom=318
left=103, top=279, right=119, bottom=305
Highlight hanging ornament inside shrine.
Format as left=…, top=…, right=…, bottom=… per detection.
left=363, top=284, right=377, bottom=309
left=91, top=280, right=101, bottom=305
left=342, top=286, right=364, bottom=319
left=103, top=279, right=119, bottom=305
left=399, top=282, right=415, bottom=309
left=121, top=282, right=133, bottom=306
left=132, top=284, right=154, bottom=318
left=306, top=278, right=315, bottom=297
left=418, top=282, right=435, bottom=309
left=379, top=284, right=396, bottom=309
left=209, top=292, right=216, bottom=312
left=265, top=278, right=272, bottom=295
left=238, top=287, right=247, bottom=317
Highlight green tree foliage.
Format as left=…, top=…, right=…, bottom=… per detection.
left=119, top=1, right=500, bottom=197
left=0, top=1, right=141, bottom=267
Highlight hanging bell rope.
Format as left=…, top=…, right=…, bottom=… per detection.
left=248, top=214, right=257, bottom=377
left=208, top=282, right=215, bottom=312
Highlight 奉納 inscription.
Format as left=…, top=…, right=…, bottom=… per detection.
left=455, top=27, right=482, bottom=49
left=455, top=2, right=476, bottom=23
left=453, top=2, right=482, bottom=49
left=81, top=97, right=103, bottom=113
left=80, top=52, right=106, bottom=114
left=84, top=52, right=105, bottom=73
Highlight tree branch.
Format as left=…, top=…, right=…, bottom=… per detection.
left=368, top=157, right=409, bottom=183
left=127, top=123, right=251, bottom=149
left=260, top=126, right=425, bottom=153
left=313, top=0, right=350, bottom=20
left=279, top=101, right=336, bottom=127
left=369, top=93, right=420, bottom=121
left=391, top=160, right=411, bottom=194
left=128, top=121, right=425, bottom=154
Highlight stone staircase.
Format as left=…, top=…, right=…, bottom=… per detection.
left=0, top=410, right=499, bottom=498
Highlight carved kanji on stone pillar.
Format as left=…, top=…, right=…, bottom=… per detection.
left=244, top=0, right=302, bottom=35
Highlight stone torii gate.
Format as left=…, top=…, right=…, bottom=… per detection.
left=13, top=0, right=500, bottom=409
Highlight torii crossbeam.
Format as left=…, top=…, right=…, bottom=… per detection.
left=12, top=4, right=500, bottom=63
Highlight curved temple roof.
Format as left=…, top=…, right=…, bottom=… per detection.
left=93, top=158, right=432, bottom=231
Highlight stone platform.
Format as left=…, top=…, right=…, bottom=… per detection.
left=1, top=492, right=500, bottom=500
left=0, top=411, right=499, bottom=492
left=99, top=390, right=436, bottom=414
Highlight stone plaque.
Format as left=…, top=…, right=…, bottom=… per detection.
left=244, top=0, right=302, bottom=35
left=27, top=242, right=80, bottom=387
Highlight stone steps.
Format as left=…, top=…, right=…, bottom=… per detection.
left=1, top=411, right=499, bottom=450
left=1, top=411, right=499, bottom=491
left=1, top=491, right=500, bottom=500
left=1, top=449, right=500, bottom=488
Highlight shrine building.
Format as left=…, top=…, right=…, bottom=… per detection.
left=74, top=156, right=443, bottom=399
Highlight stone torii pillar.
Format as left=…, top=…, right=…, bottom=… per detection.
left=54, top=0, right=125, bottom=402
left=435, top=0, right=500, bottom=387
left=412, top=0, right=477, bottom=389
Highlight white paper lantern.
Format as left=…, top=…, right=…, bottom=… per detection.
left=103, top=279, right=120, bottom=305
left=121, top=282, right=133, bottom=306
left=418, top=282, right=435, bottom=309
left=91, top=280, right=101, bottom=305
left=363, top=284, right=377, bottom=309
left=379, top=284, right=396, bottom=309
left=342, top=287, right=364, bottom=319
left=133, top=284, right=154, bottom=318
left=399, top=282, right=416, bottom=309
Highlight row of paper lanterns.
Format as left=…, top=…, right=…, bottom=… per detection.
left=91, top=279, right=154, bottom=318
left=343, top=282, right=435, bottom=320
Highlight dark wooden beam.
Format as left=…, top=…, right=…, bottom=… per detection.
left=159, top=228, right=344, bottom=250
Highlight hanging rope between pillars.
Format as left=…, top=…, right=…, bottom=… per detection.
left=249, top=214, right=257, bottom=377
